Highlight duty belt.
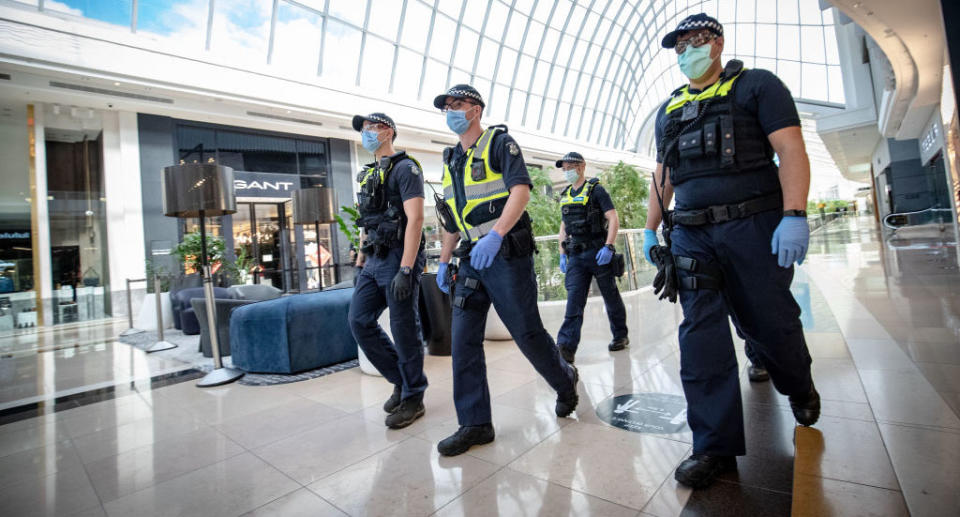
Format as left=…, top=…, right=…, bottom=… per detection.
left=670, top=192, right=782, bottom=226
left=562, top=237, right=605, bottom=254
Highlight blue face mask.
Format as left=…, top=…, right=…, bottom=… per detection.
left=678, top=43, right=715, bottom=80
left=446, top=110, right=471, bottom=135
left=564, top=169, right=580, bottom=184
left=361, top=130, right=381, bottom=153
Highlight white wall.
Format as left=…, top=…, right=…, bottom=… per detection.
left=101, top=110, right=146, bottom=290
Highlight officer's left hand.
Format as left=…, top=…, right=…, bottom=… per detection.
left=470, top=230, right=503, bottom=270
left=391, top=268, right=414, bottom=301
left=595, top=245, right=613, bottom=265
left=770, top=216, right=810, bottom=268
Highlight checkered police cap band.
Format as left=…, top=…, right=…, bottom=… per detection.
left=433, top=84, right=487, bottom=109
left=675, top=18, right=723, bottom=36
left=365, top=114, right=395, bottom=131
left=446, top=89, right=483, bottom=103
left=352, top=113, right=397, bottom=135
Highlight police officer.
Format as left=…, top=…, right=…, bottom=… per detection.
left=347, top=112, right=428, bottom=430
left=642, top=14, right=819, bottom=488
left=555, top=152, right=628, bottom=363
left=431, top=85, right=579, bottom=456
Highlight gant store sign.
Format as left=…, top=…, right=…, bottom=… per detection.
left=233, top=171, right=299, bottom=198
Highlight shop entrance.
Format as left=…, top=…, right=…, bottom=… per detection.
left=232, top=202, right=292, bottom=291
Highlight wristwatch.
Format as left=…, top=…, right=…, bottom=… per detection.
left=783, top=210, right=807, bottom=218
left=399, top=266, right=412, bottom=275
left=604, top=244, right=616, bottom=253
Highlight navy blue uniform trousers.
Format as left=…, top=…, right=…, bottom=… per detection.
left=451, top=253, right=577, bottom=426
left=557, top=246, right=628, bottom=351
left=671, top=209, right=813, bottom=456
left=348, top=247, right=427, bottom=399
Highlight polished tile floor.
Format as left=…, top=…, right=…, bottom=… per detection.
left=0, top=215, right=957, bottom=516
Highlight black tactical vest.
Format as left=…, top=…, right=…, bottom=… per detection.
left=660, top=61, right=776, bottom=188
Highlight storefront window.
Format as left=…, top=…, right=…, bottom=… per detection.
left=0, top=103, right=34, bottom=334
left=44, top=106, right=111, bottom=325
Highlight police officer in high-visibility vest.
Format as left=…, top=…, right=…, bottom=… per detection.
left=432, top=85, right=579, bottom=456
left=555, top=152, right=628, bottom=364
left=347, top=112, right=428, bottom=430
left=642, top=15, right=819, bottom=488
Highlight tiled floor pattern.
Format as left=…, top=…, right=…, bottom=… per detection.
left=0, top=215, right=957, bottom=516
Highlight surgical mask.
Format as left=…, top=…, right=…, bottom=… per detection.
left=678, top=43, right=715, bottom=80
left=564, top=169, right=580, bottom=184
left=361, top=130, right=381, bottom=152
left=446, top=110, right=470, bottom=134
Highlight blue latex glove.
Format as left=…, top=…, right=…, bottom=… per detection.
left=642, top=229, right=658, bottom=265
left=470, top=230, right=503, bottom=270
left=559, top=254, right=568, bottom=273
left=771, top=216, right=810, bottom=268
left=437, top=262, right=450, bottom=294
left=595, top=245, right=613, bottom=265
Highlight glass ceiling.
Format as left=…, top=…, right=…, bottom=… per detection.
left=30, top=0, right=844, bottom=152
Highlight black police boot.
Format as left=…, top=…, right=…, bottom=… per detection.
left=383, top=385, right=402, bottom=414
left=555, top=364, right=579, bottom=417
left=747, top=364, right=770, bottom=382
left=384, top=394, right=424, bottom=429
left=608, top=337, right=629, bottom=352
left=437, top=424, right=495, bottom=456
left=789, top=383, right=821, bottom=426
left=674, top=454, right=737, bottom=489
left=559, top=346, right=576, bottom=364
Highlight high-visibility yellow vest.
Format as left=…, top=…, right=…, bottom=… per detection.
left=665, top=70, right=742, bottom=115
left=441, top=126, right=509, bottom=242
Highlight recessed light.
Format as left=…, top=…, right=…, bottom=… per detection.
left=113, top=82, right=120, bottom=86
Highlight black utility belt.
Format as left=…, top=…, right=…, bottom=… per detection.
left=670, top=192, right=781, bottom=226
left=453, top=227, right=536, bottom=260
left=562, top=238, right=606, bottom=254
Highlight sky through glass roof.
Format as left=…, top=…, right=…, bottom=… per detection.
left=30, top=0, right=844, bottom=152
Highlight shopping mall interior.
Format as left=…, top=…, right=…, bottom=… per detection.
left=0, top=0, right=958, bottom=515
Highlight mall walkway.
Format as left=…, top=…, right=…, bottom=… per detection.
left=0, top=215, right=957, bottom=516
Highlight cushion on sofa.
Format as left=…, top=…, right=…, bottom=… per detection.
left=229, top=288, right=358, bottom=374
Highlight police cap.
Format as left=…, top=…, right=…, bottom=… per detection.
left=661, top=13, right=724, bottom=49
left=352, top=112, right=397, bottom=138
left=556, top=151, right=585, bottom=169
left=433, top=84, right=486, bottom=110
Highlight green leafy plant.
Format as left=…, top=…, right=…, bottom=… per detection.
left=173, top=232, right=226, bottom=273
left=223, top=246, right=254, bottom=284
left=598, top=161, right=649, bottom=229
left=144, top=258, right=171, bottom=293
left=334, top=205, right=362, bottom=249
left=526, top=167, right=563, bottom=237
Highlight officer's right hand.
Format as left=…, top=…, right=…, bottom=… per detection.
left=559, top=254, right=567, bottom=274
left=642, top=229, right=659, bottom=265
left=437, top=262, right=450, bottom=294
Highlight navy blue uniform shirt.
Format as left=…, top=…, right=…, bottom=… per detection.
left=654, top=68, right=800, bottom=209
left=386, top=157, right=425, bottom=202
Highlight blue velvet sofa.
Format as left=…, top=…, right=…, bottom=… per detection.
left=229, top=287, right=357, bottom=374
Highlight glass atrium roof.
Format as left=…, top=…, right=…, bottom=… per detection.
left=27, top=0, right=844, bottom=152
